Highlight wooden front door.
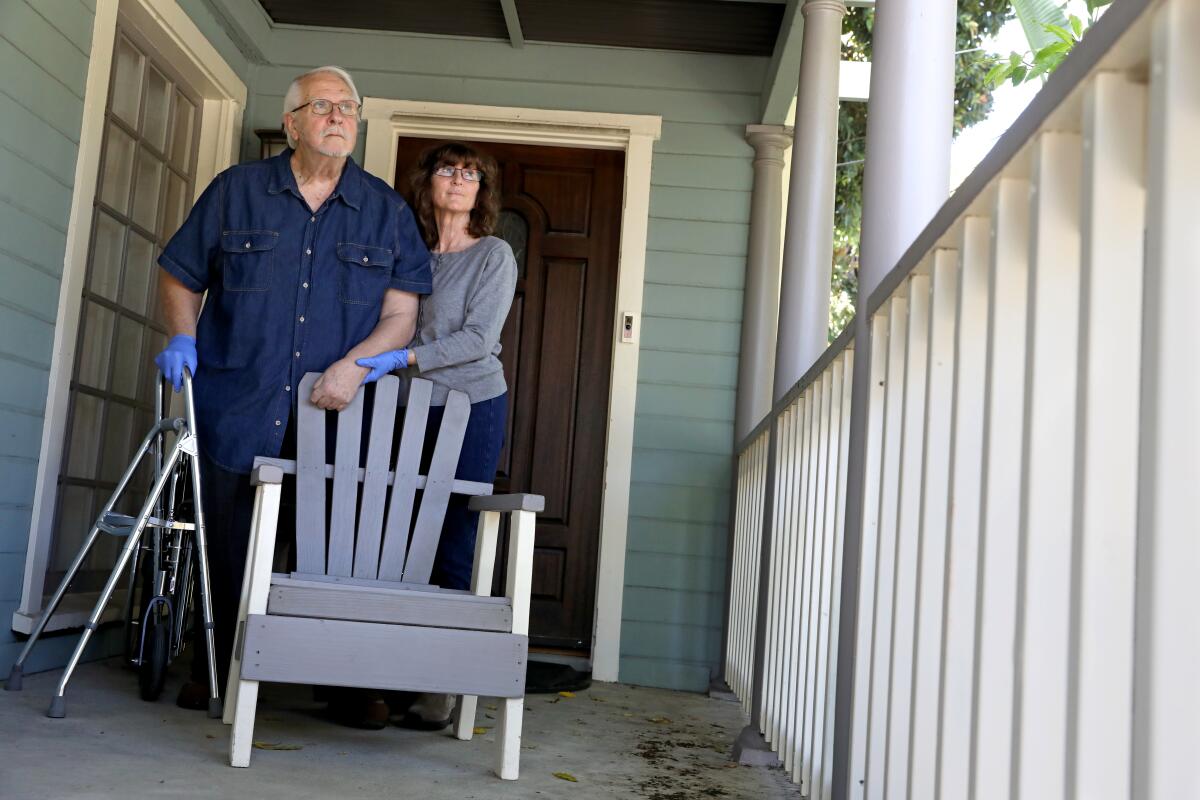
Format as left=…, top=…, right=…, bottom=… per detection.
left=392, top=138, right=624, bottom=651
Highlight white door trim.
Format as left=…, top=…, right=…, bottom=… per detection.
left=362, top=98, right=661, bottom=681
left=14, top=0, right=246, bottom=632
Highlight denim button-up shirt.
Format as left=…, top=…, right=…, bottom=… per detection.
left=158, top=149, right=432, bottom=472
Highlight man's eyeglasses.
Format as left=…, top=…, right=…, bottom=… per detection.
left=433, top=165, right=483, bottom=182
left=290, top=98, right=361, bottom=117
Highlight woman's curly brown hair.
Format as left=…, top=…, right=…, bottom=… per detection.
left=408, top=141, right=501, bottom=250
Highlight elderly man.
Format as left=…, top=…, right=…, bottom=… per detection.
left=154, top=65, right=431, bottom=712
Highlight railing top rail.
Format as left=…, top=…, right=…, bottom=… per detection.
left=864, top=0, right=1155, bottom=319
left=735, top=323, right=856, bottom=456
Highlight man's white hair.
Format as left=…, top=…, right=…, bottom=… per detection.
left=281, top=65, right=361, bottom=148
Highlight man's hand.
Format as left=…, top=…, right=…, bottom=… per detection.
left=310, top=358, right=369, bottom=411
left=154, top=334, right=198, bottom=392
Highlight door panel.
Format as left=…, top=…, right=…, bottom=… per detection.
left=393, top=138, right=623, bottom=650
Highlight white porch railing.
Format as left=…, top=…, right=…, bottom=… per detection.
left=721, top=0, right=1199, bottom=797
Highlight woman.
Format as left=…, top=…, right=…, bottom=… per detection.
left=353, top=141, right=517, bottom=729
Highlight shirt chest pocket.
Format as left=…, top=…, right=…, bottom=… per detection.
left=221, top=231, right=278, bottom=292
left=337, top=242, right=392, bottom=305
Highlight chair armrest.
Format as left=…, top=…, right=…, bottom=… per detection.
left=468, top=493, right=545, bottom=513
left=251, top=464, right=284, bottom=486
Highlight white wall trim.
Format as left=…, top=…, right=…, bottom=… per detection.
left=362, top=98, right=661, bottom=682
left=15, top=0, right=246, bottom=629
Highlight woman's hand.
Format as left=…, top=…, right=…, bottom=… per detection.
left=355, top=348, right=410, bottom=383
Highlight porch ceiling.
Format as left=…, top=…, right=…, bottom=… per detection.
left=256, top=0, right=786, bottom=56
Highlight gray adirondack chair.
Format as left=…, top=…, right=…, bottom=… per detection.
left=223, top=373, right=543, bottom=779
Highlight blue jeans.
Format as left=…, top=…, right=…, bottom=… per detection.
left=420, top=393, right=508, bottom=590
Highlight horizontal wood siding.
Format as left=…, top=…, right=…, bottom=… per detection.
left=0, top=0, right=94, bottom=670
left=239, top=28, right=760, bottom=691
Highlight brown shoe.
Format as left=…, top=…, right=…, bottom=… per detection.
left=175, top=680, right=210, bottom=711
left=327, top=688, right=390, bottom=730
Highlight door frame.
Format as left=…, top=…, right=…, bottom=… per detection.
left=362, top=99, right=660, bottom=682
left=14, top=0, right=246, bottom=633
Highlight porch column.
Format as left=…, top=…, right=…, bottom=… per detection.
left=772, top=0, right=847, bottom=400
left=833, top=0, right=957, bottom=795
left=734, top=125, right=793, bottom=442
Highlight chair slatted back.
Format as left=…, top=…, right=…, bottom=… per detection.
left=292, top=373, right=476, bottom=585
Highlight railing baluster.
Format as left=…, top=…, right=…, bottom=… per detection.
left=908, top=247, right=959, bottom=798
left=864, top=296, right=908, bottom=800
left=849, top=314, right=890, bottom=799
left=1015, top=130, right=1084, bottom=797
left=938, top=216, right=991, bottom=800
left=885, top=271, right=931, bottom=799
left=799, top=375, right=831, bottom=789
left=1069, top=70, right=1146, bottom=800
left=974, top=177, right=1032, bottom=800
left=1134, top=1, right=1200, bottom=796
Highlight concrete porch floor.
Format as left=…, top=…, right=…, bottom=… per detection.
left=0, top=658, right=800, bottom=799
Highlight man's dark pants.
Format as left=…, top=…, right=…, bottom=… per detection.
left=189, top=435, right=295, bottom=690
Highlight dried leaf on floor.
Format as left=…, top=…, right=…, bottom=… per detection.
left=590, top=695, right=606, bottom=702
left=473, top=726, right=491, bottom=734
left=553, top=772, right=579, bottom=782
left=558, top=691, right=576, bottom=698
left=648, top=716, right=672, bottom=724
left=485, top=704, right=497, bottom=710
left=253, top=742, right=303, bottom=751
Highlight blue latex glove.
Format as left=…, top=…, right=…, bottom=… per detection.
left=153, top=334, right=197, bottom=392
left=356, top=348, right=409, bottom=384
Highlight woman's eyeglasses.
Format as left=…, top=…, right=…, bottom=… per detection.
left=290, top=98, right=361, bottom=117
left=433, top=165, right=483, bottom=182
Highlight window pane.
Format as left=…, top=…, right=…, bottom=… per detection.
left=76, top=301, right=115, bottom=390
left=51, top=486, right=94, bottom=574
left=143, top=66, right=171, bottom=151
left=121, top=229, right=155, bottom=316
left=131, top=147, right=163, bottom=233
left=110, top=36, right=143, bottom=128
left=65, top=393, right=102, bottom=479
left=140, top=330, right=166, bottom=403
left=497, top=210, right=529, bottom=278
left=170, top=93, right=196, bottom=172
left=89, top=212, right=124, bottom=302
left=112, top=316, right=144, bottom=396
left=160, top=172, right=188, bottom=242
left=100, top=402, right=135, bottom=484
left=100, top=123, right=136, bottom=215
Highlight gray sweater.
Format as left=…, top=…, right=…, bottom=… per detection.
left=406, top=236, right=517, bottom=405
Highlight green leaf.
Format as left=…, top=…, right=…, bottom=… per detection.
left=1069, top=14, right=1084, bottom=39
left=1085, top=0, right=1114, bottom=14
left=1011, top=0, right=1069, bottom=51
left=1011, top=65, right=1029, bottom=86
left=1043, top=23, right=1076, bottom=45
left=985, top=62, right=1010, bottom=88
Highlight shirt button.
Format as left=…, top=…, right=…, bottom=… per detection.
left=275, top=419, right=281, bottom=427
left=306, top=248, right=312, bottom=255
left=362, top=256, right=369, bottom=263
left=243, top=241, right=251, bottom=249
left=303, top=282, right=309, bottom=289
left=294, top=351, right=300, bottom=358
left=284, top=385, right=291, bottom=392
left=299, top=316, right=305, bottom=323
left=310, top=216, right=316, bottom=223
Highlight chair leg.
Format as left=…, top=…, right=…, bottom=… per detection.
left=496, top=696, right=523, bottom=780
left=453, top=694, right=477, bottom=741
left=229, top=678, right=261, bottom=768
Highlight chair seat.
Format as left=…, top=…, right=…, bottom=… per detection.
left=267, top=573, right=512, bottom=632
left=240, top=614, right=528, bottom=698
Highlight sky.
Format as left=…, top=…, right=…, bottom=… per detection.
left=949, top=0, right=1096, bottom=189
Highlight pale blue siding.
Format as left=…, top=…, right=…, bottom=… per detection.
left=0, top=0, right=94, bottom=671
